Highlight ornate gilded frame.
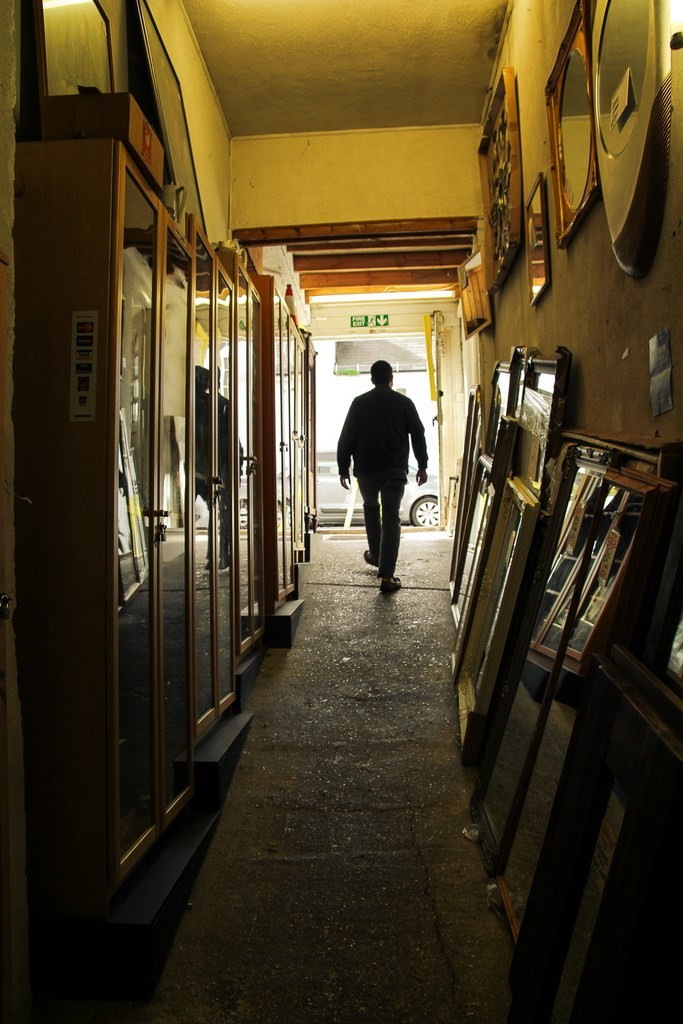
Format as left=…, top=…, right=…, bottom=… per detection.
left=545, top=0, right=600, bottom=248
left=478, top=67, right=523, bottom=293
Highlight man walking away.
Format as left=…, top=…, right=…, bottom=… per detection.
left=337, top=360, right=429, bottom=593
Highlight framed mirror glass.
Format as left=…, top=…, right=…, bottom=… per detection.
left=457, top=476, right=540, bottom=764
left=458, top=250, right=492, bottom=337
left=134, top=0, right=206, bottom=231
left=525, top=173, right=550, bottom=305
left=545, top=0, right=599, bottom=247
left=451, top=417, right=518, bottom=683
left=593, top=0, right=673, bottom=277
left=513, top=347, right=572, bottom=509
left=449, top=387, right=482, bottom=606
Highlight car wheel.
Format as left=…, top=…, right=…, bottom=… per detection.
left=410, top=495, right=440, bottom=527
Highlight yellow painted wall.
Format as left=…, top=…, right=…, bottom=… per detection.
left=231, top=124, right=483, bottom=228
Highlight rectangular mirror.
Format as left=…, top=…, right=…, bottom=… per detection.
left=525, top=172, right=551, bottom=305
left=458, top=249, right=492, bottom=337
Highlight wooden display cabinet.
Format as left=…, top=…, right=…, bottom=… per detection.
left=255, top=275, right=297, bottom=609
left=13, top=138, right=195, bottom=920
left=255, top=273, right=317, bottom=615
left=192, top=226, right=237, bottom=735
left=224, top=255, right=265, bottom=656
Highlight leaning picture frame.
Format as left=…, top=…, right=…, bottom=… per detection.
left=133, top=0, right=206, bottom=231
left=457, top=475, right=540, bottom=764
left=508, top=651, right=683, bottom=1021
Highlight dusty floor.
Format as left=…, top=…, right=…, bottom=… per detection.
left=29, top=531, right=513, bottom=1024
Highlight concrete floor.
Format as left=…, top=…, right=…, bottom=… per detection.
left=30, top=531, right=514, bottom=1024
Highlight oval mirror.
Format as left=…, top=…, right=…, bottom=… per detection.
left=545, top=0, right=599, bottom=247
left=593, top=0, right=671, bottom=277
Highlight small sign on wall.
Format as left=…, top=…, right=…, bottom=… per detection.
left=649, top=326, right=673, bottom=417
left=69, top=311, right=98, bottom=421
left=350, top=314, right=390, bottom=327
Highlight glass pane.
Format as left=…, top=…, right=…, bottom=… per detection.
left=251, top=288, right=263, bottom=633
left=472, top=498, right=524, bottom=698
left=294, top=338, right=305, bottom=548
left=531, top=471, right=602, bottom=645
left=566, top=489, right=643, bottom=657
left=551, top=785, right=625, bottom=1021
left=540, top=484, right=628, bottom=657
left=42, top=0, right=112, bottom=96
left=216, top=271, right=233, bottom=700
left=118, top=172, right=155, bottom=857
left=193, top=236, right=214, bottom=721
left=161, top=228, right=190, bottom=807
left=237, top=271, right=251, bottom=642
left=283, top=315, right=294, bottom=587
left=274, top=297, right=286, bottom=592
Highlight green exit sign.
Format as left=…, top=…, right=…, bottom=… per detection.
left=350, top=314, right=390, bottom=327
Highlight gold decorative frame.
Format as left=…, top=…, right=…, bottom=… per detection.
left=478, top=67, right=523, bottom=293
left=545, top=0, right=600, bottom=248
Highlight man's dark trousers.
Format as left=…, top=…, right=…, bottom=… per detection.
left=357, top=472, right=406, bottom=578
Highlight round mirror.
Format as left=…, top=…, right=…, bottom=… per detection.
left=592, top=0, right=671, bottom=276
left=596, top=0, right=650, bottom=157
left=560, top=49, right=592, bottom=209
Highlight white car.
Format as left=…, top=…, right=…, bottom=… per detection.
left=315, top=452, right=440, bottom=527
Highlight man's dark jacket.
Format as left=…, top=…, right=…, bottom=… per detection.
left=337, top=385, right=428, bottom=480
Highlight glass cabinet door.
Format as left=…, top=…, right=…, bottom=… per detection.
left=117, top=168, right=193, bottom=870
left=273, top=294, right=288, bottom=594
left=193, top=238, right=235, bottom=730
left=292, top=326, right=306, bottom=556
left=117, top=169, right=156, bottom=863
left=159, top=223, right=192, bottom=817
left=250, top=285, right=263, bottom=636
left=193, top=231, right=215, bottom=727
left=215, top=265, right=234, bottom=703
left=281, top=310, right=294, bottom=589
left=236, top=267, right=263, bottom=650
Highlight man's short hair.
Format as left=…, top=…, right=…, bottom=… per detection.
left=370, top=360, right=393, bottom=385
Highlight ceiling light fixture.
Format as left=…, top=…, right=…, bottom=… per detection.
left=309, top=289, right=456, bottom=305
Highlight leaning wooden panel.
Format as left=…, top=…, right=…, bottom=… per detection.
left=508, top=653, right=683, bottom=1022
left=458, top=476, right=540, bottom=764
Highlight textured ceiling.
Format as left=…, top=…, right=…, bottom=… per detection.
left=182, top=0, right=510, bottom=137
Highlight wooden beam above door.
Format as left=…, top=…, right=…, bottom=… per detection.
left=232, top=217, right=477, bottom=301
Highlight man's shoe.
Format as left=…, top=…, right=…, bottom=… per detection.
left=364, top=550, right=378, bottom=567
left=380, top=576, right=401, bottom=593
